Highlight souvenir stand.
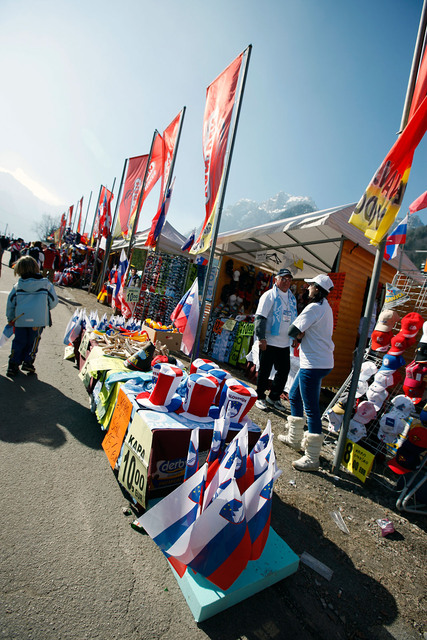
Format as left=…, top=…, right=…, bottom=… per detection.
left=322, top=272, right=427, bottom=512
left=69, top=323, right=299, bottom=621
left=110, top=221, right=203, bottom=326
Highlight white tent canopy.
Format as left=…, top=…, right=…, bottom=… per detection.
left=111, top=220, right=188, bottom=256
left=215, top=203, right=422, bottom=281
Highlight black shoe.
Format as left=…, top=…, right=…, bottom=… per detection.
left=6, top=364, right=19, bottom=378
left=21, top=362, right=36, bottom=374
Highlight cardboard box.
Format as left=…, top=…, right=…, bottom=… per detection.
left=141, top=324, right=182, bottom=352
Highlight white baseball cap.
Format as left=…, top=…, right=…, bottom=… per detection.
left=348, top=418, right=367, bottom=443
left=355, top=379, right=369, bottom=398
left=366, top=382, right=389, bottom=411
left=378, top=411, right=406, bottom=443
left=391, top=394, right=414, bottom=418
left=304, top=274, right=334, bottom=292
left=359, top=361, right=378, bottom=381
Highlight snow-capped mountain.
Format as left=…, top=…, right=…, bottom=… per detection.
left=219, top=191, right=318, bottom=232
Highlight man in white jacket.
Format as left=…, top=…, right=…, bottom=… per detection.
left=254, top=268, right=297, bottom=411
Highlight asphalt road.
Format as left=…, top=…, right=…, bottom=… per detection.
left=0, top=256, right=312, bottom=640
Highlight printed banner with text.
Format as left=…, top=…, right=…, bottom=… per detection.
left=190, top=52, right=243, bottom=254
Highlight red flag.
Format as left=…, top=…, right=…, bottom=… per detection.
left=114, top=155, right=149, bottom=238
left=409, top=190, right=427, bottom=213
left=67, top=205, right=74, bottom=228
left=99, top=191, right=112, bottom=238
left=59, top=213, right=66, bottom=245
left=92, top=187, right=113, bottom=244
left=192, top=52, right=243, bottom=252
left=76, top=197, right=83, bottom=234
left=127, top=132, right=164, bottom=237
left=146, top=111, right=184, bottom=247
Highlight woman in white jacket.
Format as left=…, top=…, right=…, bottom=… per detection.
left=6, top=256, right=58, bottom=377
left=278, top=274, right=335, bottom=471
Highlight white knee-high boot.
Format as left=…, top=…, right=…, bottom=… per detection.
left=292, top=433, right=324, bottom=471
left=277, top=416, right=305, bottom=450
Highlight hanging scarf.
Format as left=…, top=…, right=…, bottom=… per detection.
left=268, top=285, right=297, bottom=336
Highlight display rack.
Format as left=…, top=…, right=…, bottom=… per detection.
left=322, top=270, right=427, bottom=493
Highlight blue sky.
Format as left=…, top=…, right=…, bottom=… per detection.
left=1, top=0, right=427, bottom=240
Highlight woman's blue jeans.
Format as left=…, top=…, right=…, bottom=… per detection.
left=289, top=368, right=331, bottom=434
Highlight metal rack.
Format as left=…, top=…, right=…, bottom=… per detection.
left=322, top=270, right=427, bottom=493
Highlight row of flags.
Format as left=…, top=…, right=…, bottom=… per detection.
left=57, top=46, right=249, bottom=257
left=136, top=418, right=280, bottom=591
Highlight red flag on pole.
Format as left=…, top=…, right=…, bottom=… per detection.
left=67, top=205, right=74, bottom=228
left=113, top=155, right=148, bottom=238
left=191, top=52, right=243, bottom=254
left=409, top=190, right=427, bottom=213
left=76, top=197, right=83, bottom=234
left=146, top=110, right=184, bottom=247
left=127, top=132, right=164, bottom=238
left=92, top=187, right=113, bottom=244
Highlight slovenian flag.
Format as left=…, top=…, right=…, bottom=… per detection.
left=184, top=428, right=199, bottom=481
left=164, top=477, right=252, bottom=591
left=384, top=214, right=408, bottom=261
left=181, top=229, right=196, bottom=252
left=170, top=278, right=199, bottom=355
left=242, top=455, right=280, bottom=560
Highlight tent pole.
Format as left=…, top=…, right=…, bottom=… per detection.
left=332, top=4, right=427, bottom=474
left=190, top=45, right=252, bottom=362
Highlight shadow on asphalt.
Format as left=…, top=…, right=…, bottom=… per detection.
left=0, top=372, right=104, bottom=450
left=198, top=496, right=399, bottom=640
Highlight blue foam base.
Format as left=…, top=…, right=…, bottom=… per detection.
left=170, top=528, right=299, bottom=622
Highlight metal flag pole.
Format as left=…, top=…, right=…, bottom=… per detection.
left=97, top=162, right=128, bottom=294
left=82, top=191, right=92, bottom=236
left=190, top=44, right=252, bottom=362
left=332, top=1, right=427, bottom=474
left=127, top=130, right=158, bottom=261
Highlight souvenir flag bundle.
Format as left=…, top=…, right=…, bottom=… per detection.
left=135, top=418, right=281, bottom=591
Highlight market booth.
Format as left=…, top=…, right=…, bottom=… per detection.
left=110, top=221, right=206, bottom=325
left=210, top=204, right=422, bottom=387
left=70, top=323, right=299, bottom=620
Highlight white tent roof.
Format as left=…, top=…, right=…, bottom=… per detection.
left=111, top=220, right=188, bottom=256
left=216, top=203, right=423, bottom=282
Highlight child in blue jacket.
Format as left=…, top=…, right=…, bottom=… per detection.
left=6, top=256, right=58, bottom=377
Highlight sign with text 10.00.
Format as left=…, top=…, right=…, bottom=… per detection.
left=118, top=412, right=153, bottom=508
left=341, top=439, right=375, bottom=483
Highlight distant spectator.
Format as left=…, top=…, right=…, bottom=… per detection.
left=42, top=243, right=58, bottom=282
left=8, top=238, right=22, bottom=267
left=0, top=235, right=9, bottom=276
left=28, top=241, right=45, bottom=270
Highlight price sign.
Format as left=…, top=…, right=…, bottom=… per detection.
left=223, top=318, right=236, bottom=331
left=118, top=412, right=153, bottom=508
left=102, top=388, right=134, bottom=469
left=78, top=330, right=91, bottom=358
left=341, top=439, right=375, bottom=483
left=125, top=287, right=140, bottom=303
